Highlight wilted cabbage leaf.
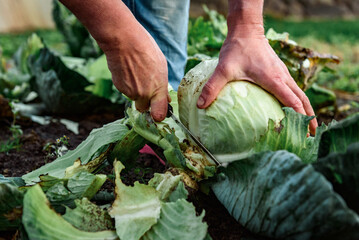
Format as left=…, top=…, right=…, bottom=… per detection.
left=22, top=184, right=118, bottom=240
left=109, top=161, right=161, bottom=240
left=63, top=198, right=114, bottom=232
left=266, top=28, right=340, bottom=90
left=142, top=199, right=208, bottom=240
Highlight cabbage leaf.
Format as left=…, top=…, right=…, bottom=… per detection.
left=22, top=119, right=129, bottom=184
left=22, top=184, right=118, bottom=240
left=212, top=151, right=359, bottom=239
left=63, top=198, right=114, bottom=232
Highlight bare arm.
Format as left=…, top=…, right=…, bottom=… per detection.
left=59, top=0, right=169, bottom=121
left=197, top=0, right=318, bottom=134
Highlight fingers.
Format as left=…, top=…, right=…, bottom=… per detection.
left=263, top=73, right=318, bottom=135
left=197, top=65, right=228, bottom=109
left=277, top=62, right=318, bottom=134
left=150, top=91, right=168, bottom=122
left=134, top=90, right=169, bottom=122
left=135, top=98, right=150, bottom=113
left=286, top=80, right=318, bottom=135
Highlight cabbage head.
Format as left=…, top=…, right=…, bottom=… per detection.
left=178, top=59, right=285, bottom=163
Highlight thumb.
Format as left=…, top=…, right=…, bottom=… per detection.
left=150, top=90, right=169, bottom=122
left=197, top=66, right=228, bottom=109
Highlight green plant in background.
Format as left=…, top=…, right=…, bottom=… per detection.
left=52, top=0, right=102, bottom=59
left=0, top=101, right=23, bottom=153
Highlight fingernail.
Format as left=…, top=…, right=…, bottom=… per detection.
left=197, top=96, right=205, bottom=107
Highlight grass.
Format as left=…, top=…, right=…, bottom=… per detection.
left=0, top=29, right=67, bottom=58
left=264, top=16, right=359, bottom=44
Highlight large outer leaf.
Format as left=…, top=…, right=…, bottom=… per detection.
left=23, top=120, right=129, bottom=184
left=142, top=199, right=208, bottom=240
left=22, top=184, right=118, bottom=240
left=318, top=113, right=359, bottom=158
left=0, top=183, right=23, bottom=231
left=254, top=108, right=327, bottom=163
left=212, top=151, right=359, bottom=240
left=314, top=143, right=359, bottom=213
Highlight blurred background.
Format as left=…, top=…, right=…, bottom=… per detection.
left=2, top=0, right=359, bottom=33
left=0, top=0, right=358, bottom=120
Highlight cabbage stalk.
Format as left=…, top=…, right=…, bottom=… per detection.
left=178, top=59, right=285, bottom=162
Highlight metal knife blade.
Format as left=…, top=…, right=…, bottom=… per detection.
left=166, top=104, right=221, bottom=166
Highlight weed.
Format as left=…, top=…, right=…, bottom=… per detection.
left=0, top=101, right=23, bottom=153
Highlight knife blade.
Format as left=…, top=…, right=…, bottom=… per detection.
left=166, top=104, right=221, bottom=166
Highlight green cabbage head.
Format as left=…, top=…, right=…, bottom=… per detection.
left=178, top=59, right=285, bottom=163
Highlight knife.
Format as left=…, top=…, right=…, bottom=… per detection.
left=166, top=104, right=221, bottom=166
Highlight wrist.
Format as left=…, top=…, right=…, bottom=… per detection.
left=97, top=18, right=143, bottom=54
left=226, top=0, right=264, bottom=38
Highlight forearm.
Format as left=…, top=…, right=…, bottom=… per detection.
left=59, top=0, right=139, bottom=50
left=227, top=0, right=264, bottom=37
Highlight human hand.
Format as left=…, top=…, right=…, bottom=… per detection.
left=197, top=28, right=318, bottom=135
left=100, top=24, right=170, bottom=122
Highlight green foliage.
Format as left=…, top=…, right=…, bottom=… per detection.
left=52, top=1, right=101, bottom=58
left=0, top=30, right=66, bottom=58
left=0, top=183, right=24, bottom=231
left=187, top=6, right=226, bottom=57
left=314, top=143, right=359, bottom=213
left=318, top=113, right=359, bottom=157
left=264, top=16, right=359, bottom=44
left=305, top=83, right=336, bottom=111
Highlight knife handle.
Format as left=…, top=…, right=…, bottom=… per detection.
left=166, top=103, right=173, bottom=118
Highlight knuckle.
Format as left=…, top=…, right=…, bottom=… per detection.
left=291, top=98, right=304, bottom=110
left=204, top=82, right=216, bottom=93
left=216, top=63, right=231, bottom=79
left=267, top=75, right=285, bottom=89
